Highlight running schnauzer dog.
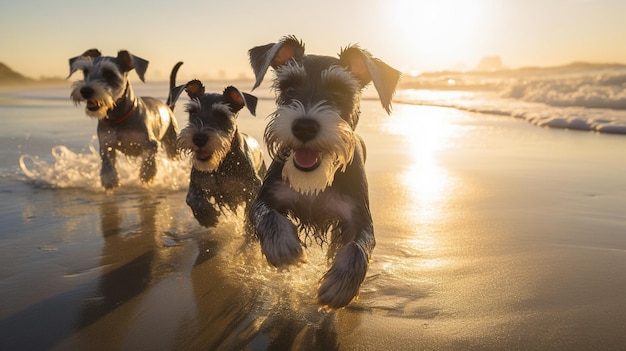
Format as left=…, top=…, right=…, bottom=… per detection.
left=68, top=49, right=180, bottom=189
left=247, top=36, right=401, bottom=309
left=171, top=79, right=266, bottom=228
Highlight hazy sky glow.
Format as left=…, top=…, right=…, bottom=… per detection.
left=1, top=0, right=625, bottom=81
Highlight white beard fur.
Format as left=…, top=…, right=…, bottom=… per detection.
left=282, top=153, right=342, bottom=195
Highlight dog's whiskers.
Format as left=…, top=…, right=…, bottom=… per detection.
left=265, top=100, right=355, bottom=167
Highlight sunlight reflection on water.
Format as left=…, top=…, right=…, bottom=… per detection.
left=384, top=105, right=461, bottom=227
left=377, top=105, right=468, bottom=274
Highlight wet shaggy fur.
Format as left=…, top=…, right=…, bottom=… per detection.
left=247, top=35, right=400, bottom=309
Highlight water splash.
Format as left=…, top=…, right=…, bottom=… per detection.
left=19, top=136, right=192, bottom=192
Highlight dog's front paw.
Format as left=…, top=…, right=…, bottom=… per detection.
left=100, top=169, right=119, bottom=189
left=257, top=211, right=305, bottom=267
left=317, top=242, right=368, bottom=310
left=187, top=193, right=219, bottom=227
left=193, top=208, right=219, bottom=228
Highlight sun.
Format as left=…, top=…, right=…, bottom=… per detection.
left=392, top=0, right=484, bottom=69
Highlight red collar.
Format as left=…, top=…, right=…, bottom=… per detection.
left=103, top=104, right=136, bottom=126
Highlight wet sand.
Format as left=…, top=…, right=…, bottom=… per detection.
left=1, top=96, right=626, bottom=350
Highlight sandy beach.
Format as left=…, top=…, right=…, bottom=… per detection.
left=1, top=84, right=625, bottom=350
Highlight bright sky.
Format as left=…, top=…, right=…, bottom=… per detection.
left=1, top=0, right=625, bottom=81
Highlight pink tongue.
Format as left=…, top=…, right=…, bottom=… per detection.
left=196, top=151, right=211, bottom=161
left=294, top=149, right=320, bottom=168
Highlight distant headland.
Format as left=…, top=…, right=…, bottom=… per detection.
left=0, top=63, right=65, bottom=86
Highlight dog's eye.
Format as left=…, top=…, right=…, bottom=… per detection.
left=284, top=86, right=298, bottom=96
left=278, top=76, right=302, bottom=96
left=326, top=79, right=354, bottom=102
left=102, top=69, right=116, bottom=82
left=278, top=86, right=299, bottom=104
left=82, top=69, right=89, bottom=78
left=327, top=86, right=349, bottom=101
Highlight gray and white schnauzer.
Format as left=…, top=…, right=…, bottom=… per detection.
left=171, top=79, right=266, bottom=228
left=68, top=49, right=180, bottom=189
left=247, top=36, right=401, bottom=309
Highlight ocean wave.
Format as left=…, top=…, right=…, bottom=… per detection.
left=400, top=63, right=626, bottom=112
left=395, top=89, right=626, bottom=135
left=502, top=72, right=626, bottom=110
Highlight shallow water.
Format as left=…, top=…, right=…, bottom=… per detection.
left=1, top=83, right=626, bottom=350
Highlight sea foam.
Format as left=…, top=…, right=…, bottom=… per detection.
left=396, top=64, right=626, bottom=135
left=19, top=136, right=192, bottom=192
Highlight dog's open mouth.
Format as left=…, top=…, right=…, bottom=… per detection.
left=293, top=148, right=321, bottom=171
left=86, top=100, right=100, bottom=112
left=195, top=150, right=212, bottom=162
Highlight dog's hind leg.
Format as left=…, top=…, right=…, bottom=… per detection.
left=162, top=118, right=179, bottom=159
left=243, top=133, right=266, bottom=180
left=139, top=143, right=158, bottom=183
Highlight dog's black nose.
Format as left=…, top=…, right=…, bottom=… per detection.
left=193, top=133, right=208, bottom=147
left=80, top=87, right=94, bottom=99
left=292, top=119, right=320, bottom=142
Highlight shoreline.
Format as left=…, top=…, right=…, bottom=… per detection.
left=1, top=100, right=626, bottom=350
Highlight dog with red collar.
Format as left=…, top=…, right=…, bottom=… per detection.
left=68, top=49, right=181, bottom=189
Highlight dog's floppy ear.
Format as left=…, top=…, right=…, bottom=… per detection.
left=117, top=50, right=149, bottom=82
left=248, top=35, right=305, bottom=90
left=169, top=79, right=204, bottom=106
left=339, top=46, right=401, bottom=114
left=223, top=86, right=258, bottom=116
left=68, top=48, right=101, bottom=78
left=184, top=79, right=205, bottom=99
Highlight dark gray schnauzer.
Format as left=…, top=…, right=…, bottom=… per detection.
left=171, top=80, right=266, bottom=228
left=68, top=49, right=180, bottom=189
left=247, top=35, right=400, bottom=309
